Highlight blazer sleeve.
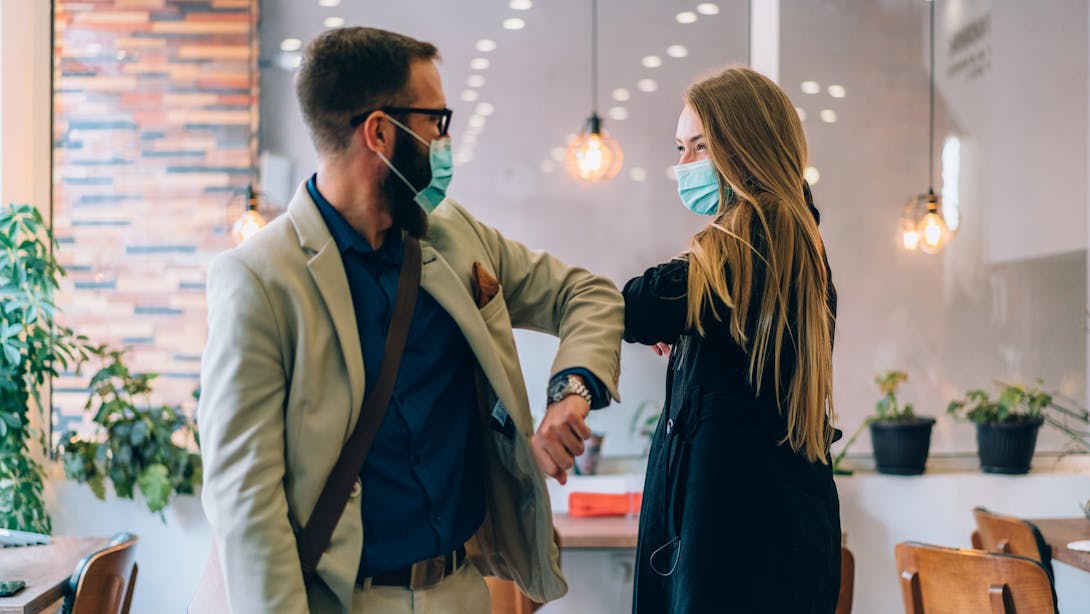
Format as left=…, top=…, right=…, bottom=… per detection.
left=622, top=258, right=691, bottom=346
left=450, top=202, right=623, bottom=403
left=198, top=253, right=309, bottom=614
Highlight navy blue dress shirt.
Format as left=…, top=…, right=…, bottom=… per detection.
left=308, top=176, right=484, bottom=579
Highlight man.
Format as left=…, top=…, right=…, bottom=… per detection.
left=198, top=27, right=623, bottom=613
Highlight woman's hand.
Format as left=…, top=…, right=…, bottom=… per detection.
left=649, top=342, right=671, bottom=357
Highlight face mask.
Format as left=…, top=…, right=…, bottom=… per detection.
left=675, top=159, right=731, bottom=216
left=376, top=115, right=453, bottom=213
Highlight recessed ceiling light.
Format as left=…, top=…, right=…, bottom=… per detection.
left=475, top=39, right=497, bottom=52
left=467, top=74, right=486, bottom=87
left=503, top=17, right=526, bottom=30
left=475, top=102, right=495, bottom=116
left=800, top=80, right=820, bottom=94
left=461, top=90, right=480, bottom=102
left=470, top=58, right=491, bottom=70
left=637, top=78, right=658, bottom=93
left=468, top=114, right=486, bottom=129
left=827, top=84, right=846, bottom=98
left=696, top=3, right=719, bottom=15
left=318, top=0, right=340, bottom=6
left=607, top=106, right=629, bottom=121
left=820, top=109, right=837, bottom=123
left=323, top=16, right=344, bottom=28
left=803, top=166, right=821, bottom=185
left=642, top=55, right=662, bottom=68
left=550, top=146, right=566, bottom=162
left=676, top=11, right=698, bottom=24
left=509, top=0, right=532, bottom=9
left=539, top=160, right=557, bottom=173
left=280, top=38, right=302, bottom=52
left=612, top=88, right=631, bottom=102
left=796, top=107, right=807, bottom=121
left=629, top=167, right=647, bottom=182
left=666, top=45, right=688, bottom=58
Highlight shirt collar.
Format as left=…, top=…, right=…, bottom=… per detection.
left=307, top=173, right=404, bottom=265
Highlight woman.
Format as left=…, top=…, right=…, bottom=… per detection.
left=625, top=67, right=840, bottom=613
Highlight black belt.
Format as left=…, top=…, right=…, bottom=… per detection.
left=367, top=546, right=467, bottom=589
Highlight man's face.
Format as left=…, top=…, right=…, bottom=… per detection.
left=381, top=59, right=447, bottom=237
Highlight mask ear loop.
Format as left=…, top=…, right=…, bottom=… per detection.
left=648, top=536, right=681, bottom=577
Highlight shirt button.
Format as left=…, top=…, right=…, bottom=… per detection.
left=666, top=419, right=674, bottom=435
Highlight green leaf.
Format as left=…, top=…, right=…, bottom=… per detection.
left=137, top=464, right=172, bottom=513
left=88, top=473, right=106, bottom=501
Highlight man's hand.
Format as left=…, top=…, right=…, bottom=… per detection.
left=649, top=342, right=671, bottom=357
left=532, top=395, right=592, bottom=485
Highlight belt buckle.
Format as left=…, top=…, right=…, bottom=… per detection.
left=409, top=552, right=449, bottom=590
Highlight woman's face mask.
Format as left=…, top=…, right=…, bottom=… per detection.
left=675, top=159, right=731, bottom=216
left=376, top=115, right=453, bottom=213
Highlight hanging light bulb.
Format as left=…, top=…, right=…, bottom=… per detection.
left=916, top=191, right=950, bottom=254
left=566, top=113, right=623, bottom=181
left=232, top=185, right=267, bottom=243
left=566, top=0, right=623, bottom=182
left=901, top=205, right=921, bottom=252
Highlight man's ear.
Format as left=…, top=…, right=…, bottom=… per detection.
left=359, top=112, right=393, bottom=157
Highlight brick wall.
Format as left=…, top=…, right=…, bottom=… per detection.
left=51, top=0, right=258, bottom=437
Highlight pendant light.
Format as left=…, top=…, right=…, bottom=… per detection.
left=232, top=14, right=267, bottom=244
left=565, top=0, right=623, bottom=182
left=902, top=0, right=951, bottom=254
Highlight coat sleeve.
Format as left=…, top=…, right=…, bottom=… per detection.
left=198, top=253, right=309, bottom=614
left=450, top=202, right=623, bottom=403
left=622, top=258, right=692, bottom=346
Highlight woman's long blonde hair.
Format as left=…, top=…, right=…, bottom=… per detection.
left=685, top=67, right=835, bottom=463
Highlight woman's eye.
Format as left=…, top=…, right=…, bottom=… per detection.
left=676, top=145, right=685, bottom=153
left=696, top=143, right=706, bottom=151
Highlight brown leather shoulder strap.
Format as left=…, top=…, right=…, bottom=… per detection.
left=296, top=235, right=422, bottom=584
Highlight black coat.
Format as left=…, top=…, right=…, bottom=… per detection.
left=624, top=200, right=840, bottom=614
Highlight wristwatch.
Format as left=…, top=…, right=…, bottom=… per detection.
left=547, top=374, right=593, bottom=406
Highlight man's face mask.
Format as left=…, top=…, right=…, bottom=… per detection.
left=376, top=115, right=453, bottom=213
left=675, top=159, right=732, bottom=216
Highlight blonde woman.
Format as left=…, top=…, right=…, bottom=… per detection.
left=624, top=67, right=840, bottom=613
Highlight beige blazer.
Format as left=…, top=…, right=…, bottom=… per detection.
left=198, top=184, right=624, bottom=613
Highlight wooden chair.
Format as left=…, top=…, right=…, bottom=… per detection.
left=61, top=532, right=139, bottom=614
left=894, top=542, right=1055, bottom=614
left=836, top=546, right=854, bottom=614
left=971, top=507, right=1054, bottom=577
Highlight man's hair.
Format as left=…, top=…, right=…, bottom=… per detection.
left=295, top=27, right=438, bottom=153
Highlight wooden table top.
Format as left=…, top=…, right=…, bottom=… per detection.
left=0, top=536, right=109, bottom=614
left=1029, top=517, right=1090, bottom=573
left=553, top=513, right=639, bottom=549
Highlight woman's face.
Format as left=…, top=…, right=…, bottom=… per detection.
left=675, top=104, right=708, bottom=165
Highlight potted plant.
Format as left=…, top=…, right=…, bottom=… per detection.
left=947, top=381, right=1050, bottom=474
left=58, top=348, right=201, bottom=519
left=868, top=370, right=935, bottom=475
left=0, top=203, right=94, bottom=533
left=832, top=370, right=934, bottom=475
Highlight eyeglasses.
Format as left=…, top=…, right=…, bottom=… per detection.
left=349, top=106, right=454, bottom=137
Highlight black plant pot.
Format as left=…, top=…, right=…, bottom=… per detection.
left=976, top=417, right=1043, bottom=474
left=870, top=417, right=936, bottom=475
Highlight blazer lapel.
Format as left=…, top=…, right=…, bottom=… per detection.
left=418, top=244, right=526, bottom=434
left=288, top=186, right=366, bottom=433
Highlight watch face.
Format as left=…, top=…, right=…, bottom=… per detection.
left=548, top=377, right=569, bottom=399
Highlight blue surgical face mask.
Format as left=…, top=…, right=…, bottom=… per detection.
left=675, top=159, right=731, bottom=216
left=376, top=116, right=453, bottom=213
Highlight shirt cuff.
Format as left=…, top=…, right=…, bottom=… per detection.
left=552, top=368, right=610, bottom=410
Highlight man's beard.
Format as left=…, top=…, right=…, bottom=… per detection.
left=382, top=130, right=430, bottom=238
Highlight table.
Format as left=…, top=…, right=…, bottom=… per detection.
left=552, top=513, right=639, bottom=549
left=1029, top=517, right=1090, bottom=572
left=0, top=537, right=108, bottom=614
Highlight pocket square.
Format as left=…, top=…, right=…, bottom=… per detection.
left=471, top=261, right=500, bottom=308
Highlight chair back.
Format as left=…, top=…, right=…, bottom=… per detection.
left=62, top=532, right=139, bottom=614
left=894, top=542, right=1055, bottom=614
left=972, top=507, right=1053, bottom=573
left=836, top=546, right=854, bottom=614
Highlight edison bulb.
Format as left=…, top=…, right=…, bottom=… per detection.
left=232, top=208, right=267, bottom=243
left=916, top=207, right=950, bottom=254
left=902, top=228, right=920, bottom=251
left=565, top=125, right=623, bottom=182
